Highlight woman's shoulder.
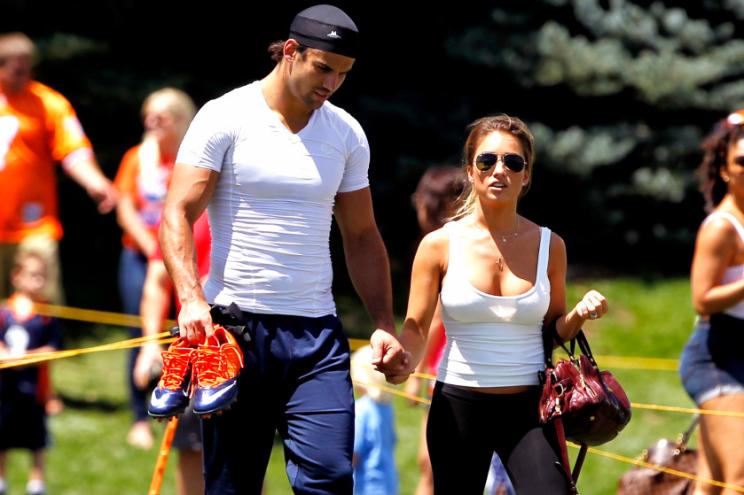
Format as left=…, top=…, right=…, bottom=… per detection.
left=113, top=145, right=143, bottom=187
left=702, top=209, right=742, bottom=228
left=524, top=220, right=566, bottom=259
left=119, top=144, right=142, bottom=167
left=698, top=209, right=742, bottom=241
left=420, top=223, right=452, bottom=249
left=519, top=218, right=564, bottom=245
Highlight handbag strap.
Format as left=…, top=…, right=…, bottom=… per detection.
left=542, top=320, right=592, bottom=365
left=552, top=418, right=580, bottom=494
left=543, top=323, right=599, bottom=369
left=678, top=415, right=700, bottom=449
left=574, top=331, right=598, bottom=367
left=542, top=320, right=558, bottom=368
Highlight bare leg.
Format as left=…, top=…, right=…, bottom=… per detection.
left=0, top=451, right=6, bottom=495
left=693, top=423, right=719, bottom=495
left=176, top=450, right=204, bottom=495
left=0, top=451, right=6, bottom=479
left=695, top=394, right=744, bottom=495
left=29, top=450, right=44, bottom=482
left=127, top=419, right=154, bottom=450
left=25, top=450, right=46, bottom=495
left=415, top=412, right=434, bottom=495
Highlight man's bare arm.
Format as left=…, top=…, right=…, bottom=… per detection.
left=334, top=188, right=411, bottom=382
left=159, top=163, right=218, bottom=342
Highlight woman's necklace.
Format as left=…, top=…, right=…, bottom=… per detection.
left=493, top=217, right=519, bottom=272
left=494, top=216, right=520, bottom=243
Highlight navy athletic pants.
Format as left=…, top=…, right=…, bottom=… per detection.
left=201, top=308, right=354, bottom=495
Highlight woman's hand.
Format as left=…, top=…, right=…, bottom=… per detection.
left=133, top=343, right=163, bottom=390
left=574, top=289, right=608, bottom=321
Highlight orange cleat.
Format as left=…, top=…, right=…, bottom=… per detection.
left=147, top=337, right=196, bottom=418
left=192, top=325, right=244, bottom=416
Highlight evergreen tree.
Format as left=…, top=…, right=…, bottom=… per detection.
left=447, top=0, right=744, bottom=272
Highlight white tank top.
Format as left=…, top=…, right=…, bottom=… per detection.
left=703, top=211, right=744, bottom=319
left=438, top=222, right=552, bottom=387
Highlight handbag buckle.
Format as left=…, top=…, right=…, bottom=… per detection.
left=554, top=382, right=565, bottom=397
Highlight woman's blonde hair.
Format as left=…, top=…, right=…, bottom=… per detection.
left=452, top=114, right=535, bottom=219
left=137, top=87, right=196, bottom=177
left=350, top=345, right=391, bottom=403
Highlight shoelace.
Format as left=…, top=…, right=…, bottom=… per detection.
left=194, top=347, right=227, bottom=388
left=160, top=349, right=192, bottom=389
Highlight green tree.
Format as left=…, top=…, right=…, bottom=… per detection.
left=446, top=0, right=744, bottom=273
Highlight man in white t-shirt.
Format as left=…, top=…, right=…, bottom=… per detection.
left=159, top=5, right=410, bottom=494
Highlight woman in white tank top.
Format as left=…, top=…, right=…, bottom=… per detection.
left=680, top=108, right=744, bottom=493
left=394, top=115, right=608, bottom=494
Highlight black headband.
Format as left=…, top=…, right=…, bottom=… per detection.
left=289, top=5, right=359, bottom=58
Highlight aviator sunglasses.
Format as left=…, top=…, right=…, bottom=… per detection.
left=474, top=152, right=526, bottom=173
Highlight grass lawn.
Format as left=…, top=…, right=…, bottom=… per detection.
left=1, top=277, right=700, bottom=494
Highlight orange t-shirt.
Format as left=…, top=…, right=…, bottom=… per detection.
left=0, top=81, right=93, bottom=243
left=113, top=144, right=175, bottom=251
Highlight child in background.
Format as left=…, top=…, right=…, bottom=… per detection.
left=485, top=454, right=516, bottom=495
left=0, top=251, right=62, bottom=495
left=351, top=345, right=398, bottom=495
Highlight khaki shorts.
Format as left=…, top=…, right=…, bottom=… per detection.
left=0, top=235, right=64, bottom=304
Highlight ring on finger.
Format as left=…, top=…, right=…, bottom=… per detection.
left=589, top=311, right=598, bottom=319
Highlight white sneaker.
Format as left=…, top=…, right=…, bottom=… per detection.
left=26, top=479, right=45, bottom=495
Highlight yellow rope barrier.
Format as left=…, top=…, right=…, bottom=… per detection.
left=632, top=402, right=744, bottom=418
left=0, top=332, right=174, bottom=369
left=32, top=302, right=176, bottom=330
left=353, top=380, right=431, bottom=406
left=3, top=300, right=744, bottom=492
left=593, top=355, right=679, bottom=371
left=11, top=302, right=744, bottom=490
left=2, top=305, right=680, bottom=371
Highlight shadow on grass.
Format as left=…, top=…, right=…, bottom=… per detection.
left=57, top=392, right=126, bottom=412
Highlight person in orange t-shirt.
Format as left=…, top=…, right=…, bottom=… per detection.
left=113, top=87, right=196, bottom=450
left=0, top=32, right=118, bottom=304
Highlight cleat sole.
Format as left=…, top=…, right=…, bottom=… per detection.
left=193, top=395, right=238, bottom=417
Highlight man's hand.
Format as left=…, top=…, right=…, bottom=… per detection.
left=64, top=157, right=119, bottom=214
left=88, top=180, right=119, bottom=214
left=369, top=329, right=413, bottom=385
left=178, top=299, right=213, bottom=344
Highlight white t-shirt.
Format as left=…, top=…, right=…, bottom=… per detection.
left=176, top=81, right=370, bottom=317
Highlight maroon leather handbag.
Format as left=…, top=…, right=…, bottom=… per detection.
left=539, top=326, right=632, bottom=488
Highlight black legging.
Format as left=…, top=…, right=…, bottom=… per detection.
left=427, top=382, right=572, bottom=495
